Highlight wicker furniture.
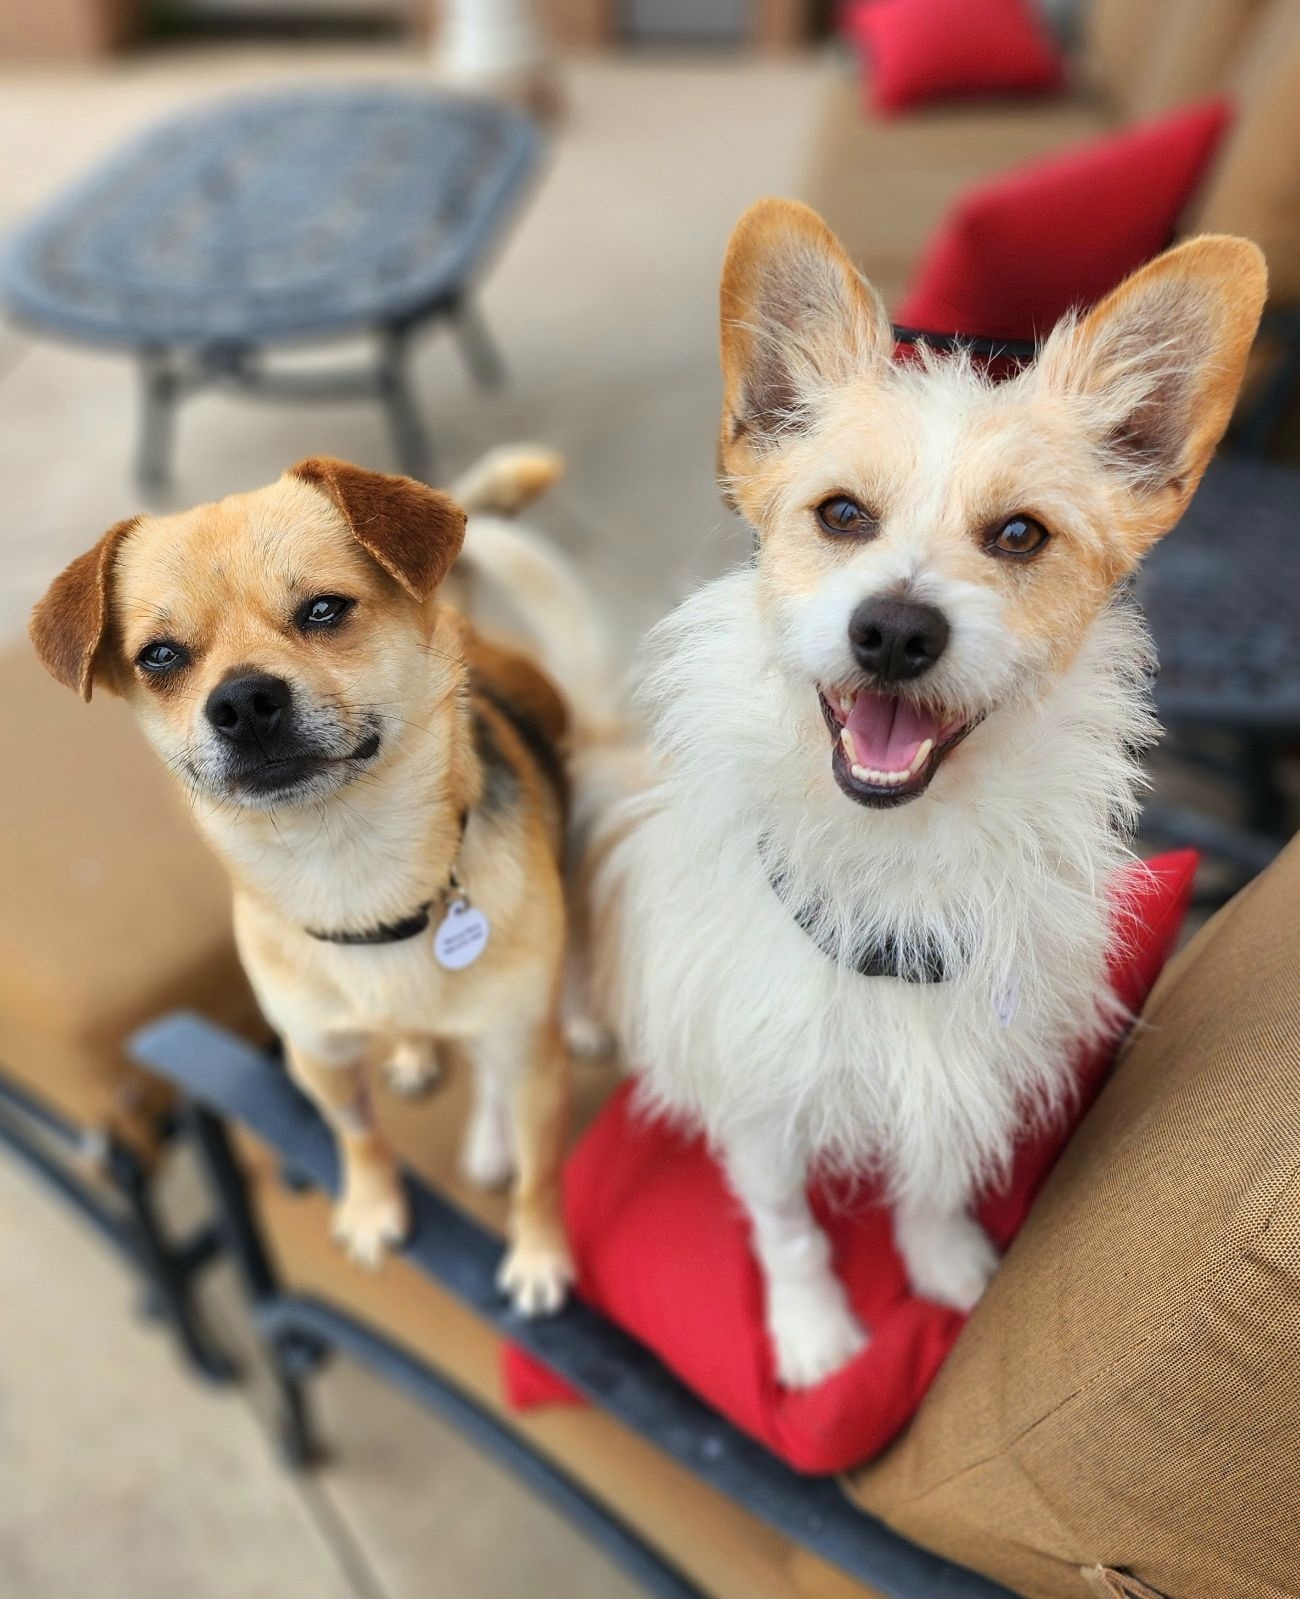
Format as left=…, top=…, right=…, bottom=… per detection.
left=1139, top=453, right=1300, bottom=880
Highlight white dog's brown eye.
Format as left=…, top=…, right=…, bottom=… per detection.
left=137, top=640, right=188, bottom=673
left=989, top=515, right=1049, bottom=558
left=816, top=495, right=874, bottom=537
left=296, top=595, right=354, bottom=630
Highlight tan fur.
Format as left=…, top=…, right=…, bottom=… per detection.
left=30, top=461, right=576, bottom=1308
left=451, top=444, right=565, bottom=517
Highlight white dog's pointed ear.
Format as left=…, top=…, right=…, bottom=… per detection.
left=1038, top=235, right=1267, bottom=548
left=719, top=198, right=892, bottom=483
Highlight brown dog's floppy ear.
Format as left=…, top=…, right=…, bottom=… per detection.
left=29, top=518, right=139, bottom=701
left=291, top=457, right=466, bottom=602
left=719, top=197, right=892, bottom=484
left=1039, top=234, right=1268, bottom=551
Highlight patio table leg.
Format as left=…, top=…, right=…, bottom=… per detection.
left=452, top=296, right=506, bottom=391
left=137, top=346, right=179, bottom=495
left=378, top=322, right=433, bottom=483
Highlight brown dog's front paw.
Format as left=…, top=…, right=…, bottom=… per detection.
left=497, top=1236, right=574, bottom=1317
left=332, top=1172, right=409, bottom=1268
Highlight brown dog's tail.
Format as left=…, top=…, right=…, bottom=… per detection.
left=451, top=446, right=622, bottom=743
left=452, top=444, right=565, bottom=518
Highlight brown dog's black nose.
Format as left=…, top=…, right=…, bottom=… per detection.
left=206, top=672, right=292, bottom=744
left=849, top=598, right=950, bottom=682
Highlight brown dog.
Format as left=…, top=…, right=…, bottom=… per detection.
left=31, top=451, right=585, bottom=1314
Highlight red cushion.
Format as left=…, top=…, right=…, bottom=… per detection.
left=504, top=852, right=1198, bottom=1474
left=896, top=100, right=1231, bottom=343
left=844, top=0, right=1065, bottom=116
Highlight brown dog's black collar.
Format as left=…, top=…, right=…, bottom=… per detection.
left=306, top=903, right=434, bottom=946
left=305, top=812, right=468, bottom=947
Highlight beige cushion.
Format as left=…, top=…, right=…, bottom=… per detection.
left=1130, top=0, right=1266, bottom=116
left=803, top=72, right=1110, bottom=306
left=1084, top=0, right=1178, bottom=113
left=0, top=646, right=261, bottom=1155
left=1189, top=0, right=1300, bottom=303
left=847, top=836, right=1300, bottom=1599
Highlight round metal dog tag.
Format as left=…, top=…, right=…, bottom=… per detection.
left=434, top=897, right=490, bottom=971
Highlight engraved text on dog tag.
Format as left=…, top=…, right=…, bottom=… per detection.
left=434, top=897, right=490, bottom=970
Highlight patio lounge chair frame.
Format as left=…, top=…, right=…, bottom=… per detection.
left=0, top=1063, right=234, bottom=1382
left=131, top=1009, right=1015, bottom=1599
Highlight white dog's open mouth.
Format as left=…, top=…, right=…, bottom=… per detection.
left=818, top=686, right=981, bottom=807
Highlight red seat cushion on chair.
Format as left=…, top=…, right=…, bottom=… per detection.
left=895, top=100, right=1232, bottom=343
left=843, top=0, right=1066, bottom=116
left=504, top=852, right=1198, bottom=1474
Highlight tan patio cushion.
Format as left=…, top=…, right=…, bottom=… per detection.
left=846, top=834, right=1300, bottom=1599
left=804, top=72, right=1109, bottom=306
left=1129, top=0, right=1266, bottom=116
left=1084, top=0, right=1178, bottom=113
left=0, top=646, right=262, bottom=1157
left=1189, top=0, right=1300, bottom=303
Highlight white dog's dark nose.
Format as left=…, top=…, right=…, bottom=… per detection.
left=849, top=598, right=949, bottom=682
left=206, top=672, right=292, bottom=745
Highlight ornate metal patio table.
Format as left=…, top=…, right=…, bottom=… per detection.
left=2, top=86, right=540, bottom=490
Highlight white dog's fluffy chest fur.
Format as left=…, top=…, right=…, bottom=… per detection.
left=602, top=568, right=1155, bottom=1209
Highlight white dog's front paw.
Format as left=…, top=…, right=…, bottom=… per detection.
left=897, top=1208, right=1000, bottom=1313
left=767, top=1274, right=869, bottom=1389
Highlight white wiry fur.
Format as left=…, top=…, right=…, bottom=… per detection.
left=607, top=572, right=1152, bottom=1176
left=586, top=572, right=1156, bottom=1384
left=579, top=211, right=1262, bottom=1386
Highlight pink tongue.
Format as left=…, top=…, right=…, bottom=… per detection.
left=844, top=692, right=943, bottom=772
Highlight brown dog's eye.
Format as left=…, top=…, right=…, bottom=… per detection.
left=137, top=640, right=188, bottom=674
left=816, top=496, right=875, bottom=538
left=989, top=516, right=1050, bottom=558
left=296, top=595, right=354, bottom=630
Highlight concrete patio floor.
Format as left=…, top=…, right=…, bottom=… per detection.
left=0, top=38, right=829, bottom=1599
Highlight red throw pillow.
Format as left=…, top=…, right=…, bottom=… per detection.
left=896, top=100, right=1232, bottom=343
left=505, top=851, right=1198, bottom=1474
left=843, top=0, right=1065, bottom=116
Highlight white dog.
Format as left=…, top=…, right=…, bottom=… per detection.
left=578, top=199, right=1266, bottom=1388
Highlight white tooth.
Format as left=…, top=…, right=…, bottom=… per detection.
left=840, top=692, right=855, bottom=714
left=851, top=764, right=869, bottom=782
left=909, top=738, right=933, bottom=776
left=840, top=727, right=854, bottom=759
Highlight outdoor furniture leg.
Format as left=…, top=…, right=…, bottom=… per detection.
left=110, top=1142, right=239, bottom=1385
left=377, top=322, right=433, bottom=483
left=137, top=347, right=180, bottom=495
left=0, top=1070, right=235, bottom=1384
left=186, top=1101, right=327, bottom=1467
left=451, top=295, right=506, bottom=391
